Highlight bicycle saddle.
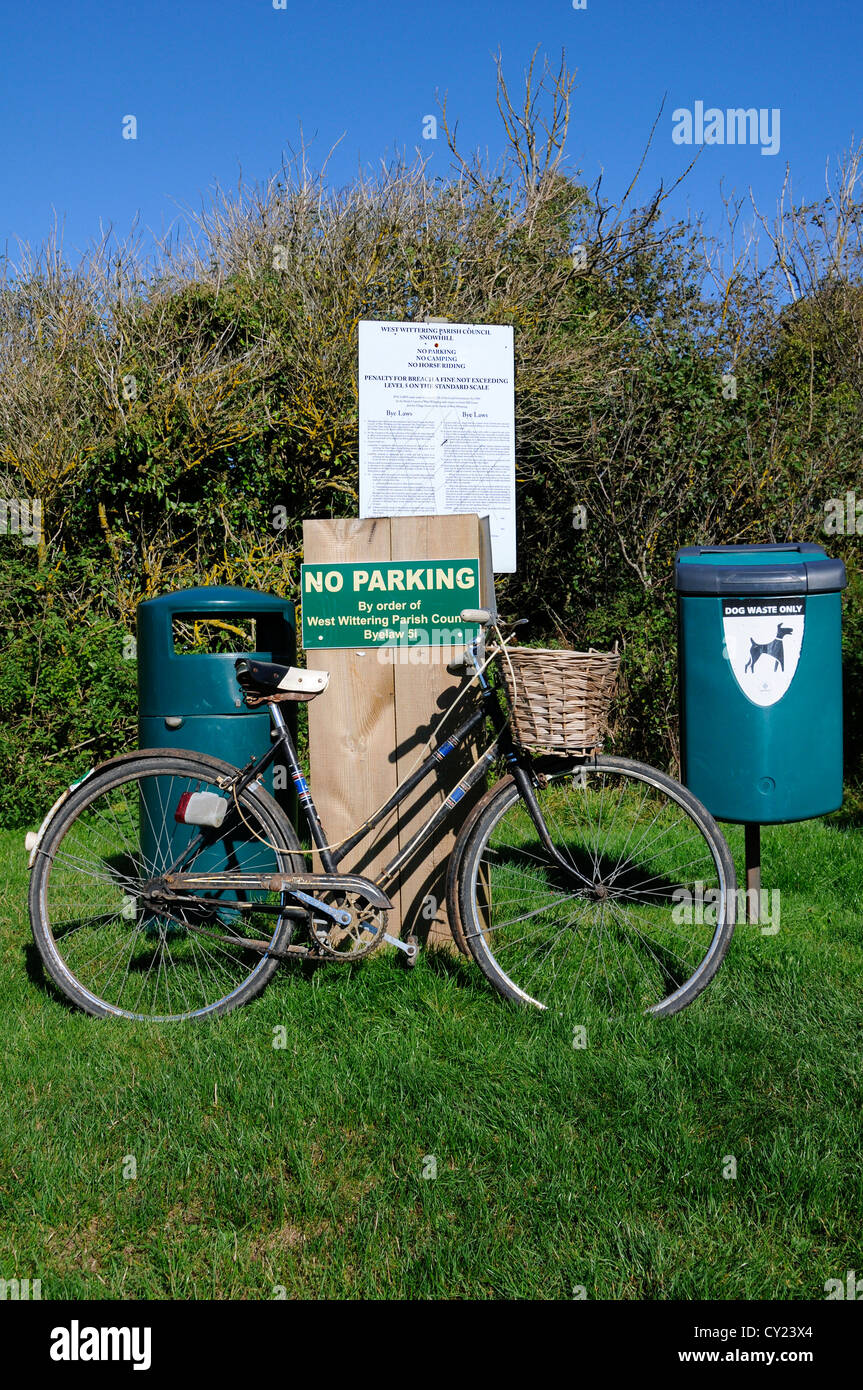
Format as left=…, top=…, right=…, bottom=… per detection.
left=234, top=658, right=330, bottom=704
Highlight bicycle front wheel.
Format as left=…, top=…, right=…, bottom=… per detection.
left=29, top=751, right=304, bottom=1021
left=456, top=756, right=736, bottom=1019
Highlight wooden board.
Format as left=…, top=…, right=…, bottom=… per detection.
left=302, top=514, right=490, bottom=946
left=390, top=515, right=486, bottom=947
left=303, top=519, right=397, bottom=880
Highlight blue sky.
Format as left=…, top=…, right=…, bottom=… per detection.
left=0, top=0, right=860, bottom=266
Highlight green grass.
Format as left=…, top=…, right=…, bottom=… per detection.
left=1, top=814, right=862, bottom=1300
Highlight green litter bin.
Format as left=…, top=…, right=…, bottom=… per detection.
left=675, top=543, right=846, bottom=824
left=136, top=586, right=297, bottom=879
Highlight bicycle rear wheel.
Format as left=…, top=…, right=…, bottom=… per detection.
left=455, top=756, right=736, bottom=1019
left=29, top=751, right=303, bottom=1021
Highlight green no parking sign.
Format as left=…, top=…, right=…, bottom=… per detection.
left=300, top=559, right=481, bottom=649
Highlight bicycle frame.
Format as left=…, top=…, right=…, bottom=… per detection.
left=267, top=653, right=506, bottom=890
left=159, top=637, right=595, bottom=907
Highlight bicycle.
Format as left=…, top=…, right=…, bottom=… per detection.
left=27, top=611, right=737, bottom=1023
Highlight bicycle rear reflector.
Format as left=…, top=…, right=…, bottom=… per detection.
left=174, top=791, right=229, bottom=828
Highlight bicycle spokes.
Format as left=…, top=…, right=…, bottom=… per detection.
left=31, top=758, right=300, bottom=1021
left=460, top=761, right=735, bottom=1019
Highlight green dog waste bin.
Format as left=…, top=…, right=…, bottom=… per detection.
left=136, top=586, right=297, bottom=876
left=675, top=543, right=846, bottom=824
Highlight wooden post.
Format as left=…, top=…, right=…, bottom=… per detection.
left=302, top=519, right=396, bottom=884
left=302, top=514, right=491, bottom=947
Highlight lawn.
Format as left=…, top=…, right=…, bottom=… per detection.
left=0, top=812, right=861, bottom=1300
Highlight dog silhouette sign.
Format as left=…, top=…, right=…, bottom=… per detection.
left=722, top=599, right=805, bottom=706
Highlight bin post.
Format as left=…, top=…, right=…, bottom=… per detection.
left=744, top=822, right=761, bottom=924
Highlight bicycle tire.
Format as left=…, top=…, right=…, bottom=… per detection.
left=454, top=756, right=737, bottom=1019
left=29, top=750, right=303, bottom=1021
left=445, top=775, right=505, bottom=958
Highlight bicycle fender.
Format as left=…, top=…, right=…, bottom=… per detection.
left=25, top=768, right=96, bottom=867
left=23, top=748, right=252, bottom=869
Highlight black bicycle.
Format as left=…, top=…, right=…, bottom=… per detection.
left=27, top=611, right=737, bottom=1022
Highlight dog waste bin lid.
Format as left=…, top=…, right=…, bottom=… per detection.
left=674, top=542, right=846, bottom=596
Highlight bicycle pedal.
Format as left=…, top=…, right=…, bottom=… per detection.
left=383, top=931, right=414, bottom=957
left=384, top=932, right=419, bottom=967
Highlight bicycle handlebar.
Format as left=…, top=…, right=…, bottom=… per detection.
left=460, top=609, right=528, bottom=635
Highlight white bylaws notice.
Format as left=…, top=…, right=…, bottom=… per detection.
left=358, top=320, right=516, bottom=571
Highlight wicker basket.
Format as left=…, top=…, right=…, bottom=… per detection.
left=500, top=645, right=620, bottom=755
